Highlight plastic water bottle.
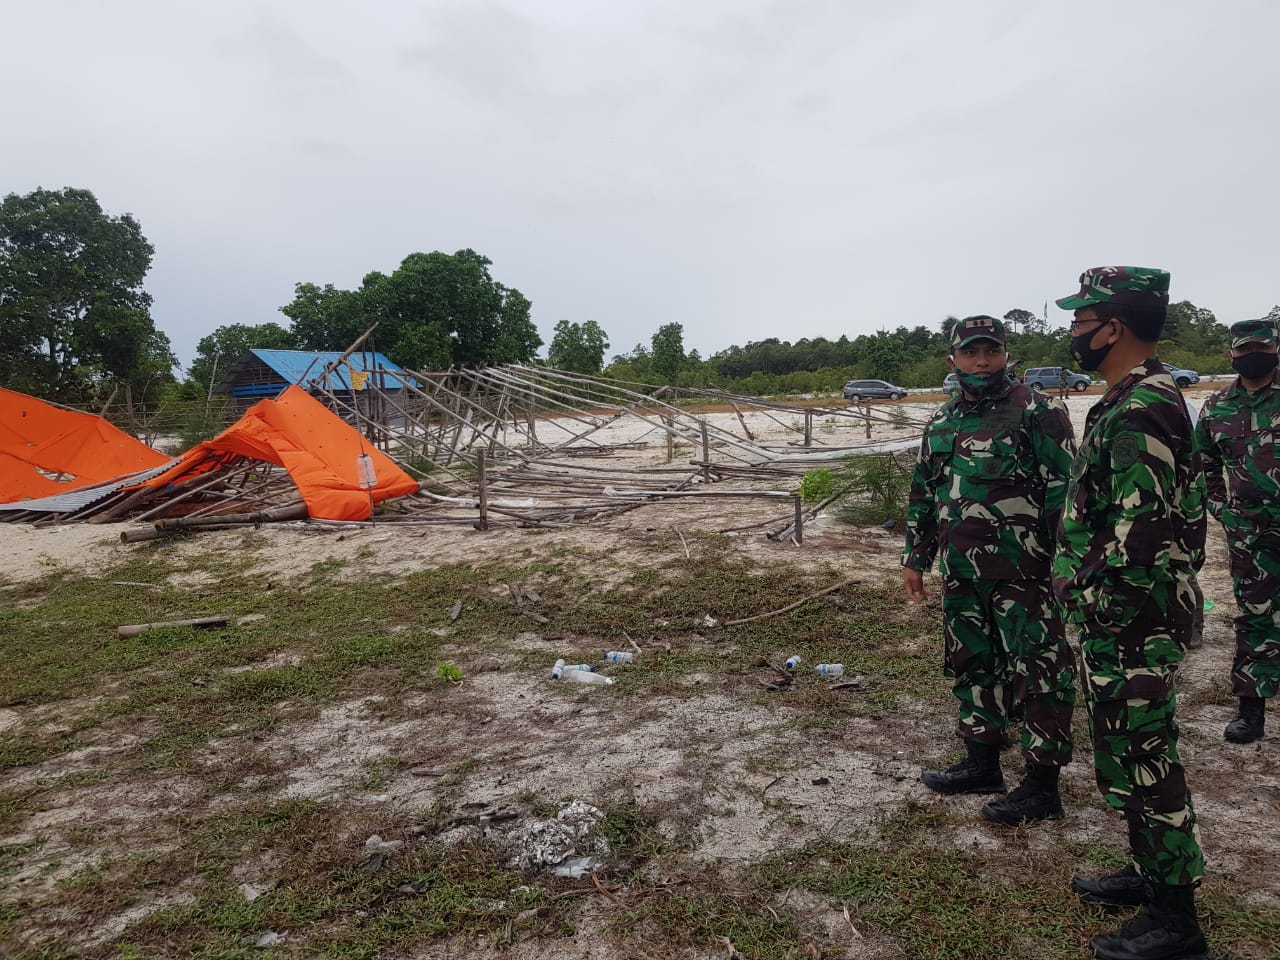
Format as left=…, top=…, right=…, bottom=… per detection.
left=550, top=658, right=566, bottom=680
left=604, top=651, right=634, bottom=664
left=564, top=664, right=594, bottom=673
left=814, top=663, right=845, bottom=678
left=784, top=655, right=803, bottom=670
left=565, top=668, right=614, bottom=685
left=356, top=453, right=378, bottom=490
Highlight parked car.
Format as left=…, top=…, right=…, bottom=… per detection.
left=1162, top=362, right=1200, bottom=388
left=1022, top=366, right=1092, bottom=392
left=843, top=379, right=908, bottom=401
left=943, top=372, right=959, bottom=393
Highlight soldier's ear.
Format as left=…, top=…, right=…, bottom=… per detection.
left=946, top=354, right=956, bottom=371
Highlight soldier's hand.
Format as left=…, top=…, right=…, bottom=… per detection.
left=903, top=568, right=929, bottom=602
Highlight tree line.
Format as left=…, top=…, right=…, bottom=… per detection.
left=3, top=187, right=1274, bottom=413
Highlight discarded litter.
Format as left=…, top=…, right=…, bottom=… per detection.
left=512, top=800, right=609, bottom=873
left=814, top=663, right=845, bottom=678
left=1203, top=599, right=1216, bottom=612
left=604, top=651, right=634, bottom=664
left=565, top=668, right=614, bottom=685
left=551, top=855, right=600, bottom=878
left=550, top=658, right=566, bottom=680
left=702, top=614, right=719, bottom=628
left=784, top=655, right=803, bottom=670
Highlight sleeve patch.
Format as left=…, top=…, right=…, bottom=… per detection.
left=1037, top=409, right=1067, bottom=440
left=1112, top=436, right=1140, bottom=468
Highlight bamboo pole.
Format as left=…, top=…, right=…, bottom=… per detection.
left=476, top=449, right=489, bottom=531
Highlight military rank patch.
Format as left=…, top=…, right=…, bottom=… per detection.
left=1112, top=435, right=1140, bottom=468
left=980, top=457, right=1005, bottom=479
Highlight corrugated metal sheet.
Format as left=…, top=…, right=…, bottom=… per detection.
left=0, top=459, right=179, bottom=514
left=215, top=350, right=415, bottom=396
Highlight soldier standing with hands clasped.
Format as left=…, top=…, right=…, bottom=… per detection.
left=1052, top=267, right=1208, bottom=960
left=1195, top=317, right=1280, bottom=744
left=903, top=316, right=1078, bottom=825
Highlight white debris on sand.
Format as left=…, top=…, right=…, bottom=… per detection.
left=510, top=800, right=609, bottom=876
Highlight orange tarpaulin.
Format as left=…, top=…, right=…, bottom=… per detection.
left=0, top=387, right=170, bottom=503
left=133, top=385, right=418, bottom=521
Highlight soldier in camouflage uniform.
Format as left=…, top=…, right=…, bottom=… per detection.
left=903, top=315, right=1078, bottom=825
left=1195, top=317, right=1280, bottom=743
left=1052, top=267, right=1208, bottom=960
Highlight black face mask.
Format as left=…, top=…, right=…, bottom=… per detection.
left=1070, top=322, right=1115, bottom=372
left=955, top=368, right=1009, bottom=399
left=1232, top=351, right=1279, bottom=380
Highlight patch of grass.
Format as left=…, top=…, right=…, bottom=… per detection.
left=108, top=801, right=550, bottom=960
left=618, top=885, right=808, bottom=960
left=747, top=800, right=1100, bottom=959
left=27, top=546, right=1275, bottom=960
left=434, top=662, right=463, bottom=683
left=1201, top=889, right=1280, bottom=958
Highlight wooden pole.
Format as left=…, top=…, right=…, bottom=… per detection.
left=804, top=410, right=813, bottom=448
left=117, top=616, right=229, bottom=638
left=794, top=495, right=804, bottom=544
left=476, top=449, right=489, bottom=531
left=701, top=422, right=710, bottom=483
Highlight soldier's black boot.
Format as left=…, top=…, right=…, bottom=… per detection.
left=920, top=740, right=1005, bottom=795
left=1224, top=696, right=1265, bottom=743
left=980, top=762, right=1063, bottom=825
left=1090, top=883, right=1208, bottom=960
left=1071, top=864, right=1152, bottom=907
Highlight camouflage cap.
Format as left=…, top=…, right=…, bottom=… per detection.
left=1230, top=318, right=1280, bottom=349
left=1055, top=266, right=1171, bottom=311
left=950, top=315, right=1006, bottom=349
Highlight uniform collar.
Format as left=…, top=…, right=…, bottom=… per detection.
left=1227, top=368, right=1280, bottom=398
left=956, top=377, right=1015, bottom=408
left=1098, top=356, right=1164, bottom=407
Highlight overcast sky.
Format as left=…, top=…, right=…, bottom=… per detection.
left=3, top=0, right=1278, bottom=371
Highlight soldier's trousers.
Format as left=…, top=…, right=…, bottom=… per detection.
left=941, top=578, right=1076, bottom=767
left=1226, top=535, right=1280, bottom=699
left=1079, top=600, right=1205, bottom=887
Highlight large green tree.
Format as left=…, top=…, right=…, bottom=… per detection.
left=650, top=322, right=686, bottom=382
left=189, top=322, right=298, bottom=394
left=281, top=249, right=541, bottom=370
left=0, top=187, right=174, bottom=402
left=547, top=320, right=609, bottom=374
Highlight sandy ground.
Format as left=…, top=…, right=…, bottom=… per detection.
left=0, top=386, right=1208, bottom=586
left=2, top=386, right=1276, bottom=959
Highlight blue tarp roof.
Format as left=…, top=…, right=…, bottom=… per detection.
left=217, top=349, right=416, bottom=398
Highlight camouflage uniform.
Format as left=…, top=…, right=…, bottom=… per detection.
left=1196, top=323, right=1280, bottom=701
left=1053, top=269, right=1205, bottom=890
left=904, top=346, right=1077, bottom=769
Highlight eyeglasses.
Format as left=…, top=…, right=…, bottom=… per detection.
left=1069, top=318, right=1111, bottom=335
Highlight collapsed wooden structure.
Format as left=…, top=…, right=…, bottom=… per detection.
left=1, top=357, right=928, bottom=541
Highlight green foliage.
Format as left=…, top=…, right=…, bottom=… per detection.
left=830, top=452, right=912, bottom=527
left=188, top=321, right=297, bottom=392
left=797, top=468, right=837, bottom=503
left=597, top=298, right=1236, bottom=397
left=1003, top=306, right=1044, bottom=334
left=547, top=319, right=609, bottom=373
left=650, top=322, right=686, bottom=382
left=0, top=186, right=175, bottom=403
left=281, top=249, right=541, bottom=370
left=435, top=662, right=463, bottom=682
